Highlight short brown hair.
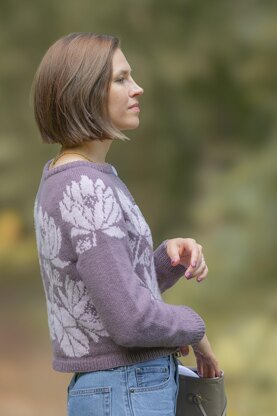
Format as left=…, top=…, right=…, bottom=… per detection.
left=31, top=32, right=130, bottom=145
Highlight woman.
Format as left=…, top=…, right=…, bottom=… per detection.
left=32, top=32, right=220, bottom=416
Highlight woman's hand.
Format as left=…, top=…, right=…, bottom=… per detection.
left=192, top=334, right=221, bottom=378
left=166, top=238, right=208, bottom=282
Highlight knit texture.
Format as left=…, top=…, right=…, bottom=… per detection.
left=33, top=159, right=205, bottom=373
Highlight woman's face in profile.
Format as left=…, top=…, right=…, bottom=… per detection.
left=108, top=48, right=144, bottom=131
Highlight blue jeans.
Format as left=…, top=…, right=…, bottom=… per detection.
left=67, top=353, right=180, bottom=416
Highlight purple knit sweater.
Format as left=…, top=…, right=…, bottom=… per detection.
left=33, top=159, right=205, bottom=373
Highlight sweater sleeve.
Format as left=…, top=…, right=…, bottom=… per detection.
left=68, top=181, right=205, bottom=349
left=76, top=232, right=205, bottom=349
left=154, top=240, right=187, bottom=293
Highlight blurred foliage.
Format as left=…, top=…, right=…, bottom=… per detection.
left=0, top=0, right=276, bottom=415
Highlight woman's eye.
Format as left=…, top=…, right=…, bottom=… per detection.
left=116, top=77, right=125, bottom=83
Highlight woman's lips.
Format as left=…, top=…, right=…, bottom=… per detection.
left=128, top=105, right=140, bottom=112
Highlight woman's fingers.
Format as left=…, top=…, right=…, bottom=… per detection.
left=213, top=359, right=221, bottom=377
left=180, top=345, right=189, bottom=356
left=198, top=360, right=217, bottom=378
left=196, top=354, right=204, bottom=377
left=166, top=238, right=209, bottom=282
left=194, top=352, right=221, bottom=378
left=193, top=334, right=221, bottom=378
left=196, top=265, right=208, bottom=282
left=187, top=241, right=202, bottom=270
left=167, top=240, right=182, bottom=265
left=203, top=361, right=209, bottom=378
left=194, top=263, right=208, bottom=282
left=207, top=363, right=215, bottom=378
left=167, top=238, right=200, bottom=268
left=185, top=256, right=208, bottom=282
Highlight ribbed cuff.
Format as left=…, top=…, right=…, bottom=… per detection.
left=180, top=306, right=206, bottom=346
left=154, top=240, right=187, bottom=292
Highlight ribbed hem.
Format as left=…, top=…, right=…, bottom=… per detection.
left=53, top=346, right=178, bottom=373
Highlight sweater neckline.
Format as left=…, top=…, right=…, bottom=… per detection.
left=43, top=159, right=118, bottom=178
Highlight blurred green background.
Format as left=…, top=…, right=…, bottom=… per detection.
left=0, top=0, right=276, bottom=415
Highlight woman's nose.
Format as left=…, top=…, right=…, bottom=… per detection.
left=130, top=80, right=144, bottom=96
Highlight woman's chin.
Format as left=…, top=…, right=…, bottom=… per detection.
left=120, top=120, right=140, bottom=131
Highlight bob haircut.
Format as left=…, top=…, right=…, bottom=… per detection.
left=31, top=32, right=130, bottom=145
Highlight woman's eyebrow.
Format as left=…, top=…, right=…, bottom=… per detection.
left=114, top=68, right=132, bottom=76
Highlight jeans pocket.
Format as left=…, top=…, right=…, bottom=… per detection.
left=68, top=386, right=111, bottom=416
left=134, top=356, right=171, bottom=390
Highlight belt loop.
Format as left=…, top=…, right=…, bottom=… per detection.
left=74, top=372, right=81, bottom=383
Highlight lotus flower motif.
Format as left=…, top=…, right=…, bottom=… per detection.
left=59, top=175, right=126, bottom=254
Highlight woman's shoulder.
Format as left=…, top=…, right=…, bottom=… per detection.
left=40, top=158, right=140, bottom=214
left=36, top=160, right=125, bottom=227
left=43, top=158, right=119, bottom=186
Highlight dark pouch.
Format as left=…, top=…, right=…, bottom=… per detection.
left=176, top=365, right=227, bottom=416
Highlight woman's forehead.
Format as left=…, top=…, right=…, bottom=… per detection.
left=112, top=49, right=131, bottom=74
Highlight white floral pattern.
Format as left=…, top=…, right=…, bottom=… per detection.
left=116, top=188, right=162, bottom=300
left=34, top=173, right=162, bottom=358
left=59, top=175, right=125, bottom=254
left=35, top=202, right=70, bottom=269
left=52, top=276, right=109, bottom=357
left=116, top=188, right=153, bottom=246
left=34, top=198, right=109, bottom=358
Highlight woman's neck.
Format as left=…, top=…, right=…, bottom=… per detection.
left=61, top=139, right=113, bottom=164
